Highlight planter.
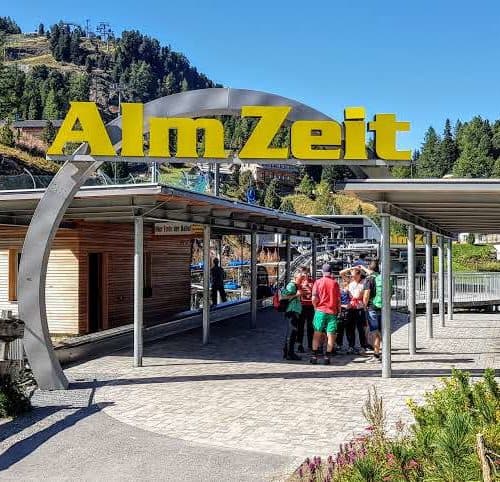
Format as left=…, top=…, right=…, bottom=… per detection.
left=0, top=319, right=25, bottom=343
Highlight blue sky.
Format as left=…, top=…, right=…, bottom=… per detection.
left=6, top=1, right=500, bottom=150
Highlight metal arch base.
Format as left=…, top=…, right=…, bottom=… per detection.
left=17, top=88, right=380, bottom=390
left=18, top=159, right=101, bottom=390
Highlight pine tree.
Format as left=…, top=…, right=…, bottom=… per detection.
left=27, top=94, right=42, bottom=119
left=491, top=158, right=500, bottom=178
left=41, top=120, right=56, bottom=144
left=491, top=120, right=500, bottom=159
left=238, top=170, right=254, bottom=201
left=160, top=72, right=176, bottom=96
left=69, top=30, right=82, bottom=63
left=297, top=173, right=315, bottom=199
left=42, top=89, right=60, bottom=119
left=315, top=180, right=335, bottom=215
left=264, top=178, right=281, bottom=209
left=68, top=73, right=90, bottom=101
left=453, top=117, right=495, bottom=178
left=0, top=119, right=15, bottom=147
left=55, top=27, right=71, bottom=62
left=0, top=16, right=21, bottom=34
left=416, top=127, right=442, bottom=177
left=321, top=165, right=352, bottom=189
left=38, top=23, right=45, bottom=36
left=128, top=61, right=155, bottom=101
left=439, top=119, right=458, bottom=175
left=279, top=198, right=295, bottom=213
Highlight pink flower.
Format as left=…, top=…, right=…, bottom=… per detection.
left=386, top=453, right=395, bottom=465
left=406, top=460, right=419, bottom=469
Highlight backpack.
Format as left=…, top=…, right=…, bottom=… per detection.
left=371, top=273, right=383, bottom=309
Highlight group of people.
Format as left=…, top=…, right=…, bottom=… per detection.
left=280, top=260, right=383, bottom=365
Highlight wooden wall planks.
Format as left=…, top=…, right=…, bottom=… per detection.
left=0, top=222, right=192, bottom=335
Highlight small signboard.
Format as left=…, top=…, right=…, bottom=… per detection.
left=155, top=223, right=192, bottom=235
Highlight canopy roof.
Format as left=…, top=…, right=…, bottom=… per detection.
left=0, top=183, right=335, bottom=237
left=338, top=178, right=500, bottom=237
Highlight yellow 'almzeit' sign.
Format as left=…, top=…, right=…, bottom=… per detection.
left=47, top=102, right=411, bottom=162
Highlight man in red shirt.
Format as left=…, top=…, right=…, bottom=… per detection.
left=296, top=266, right=315, bottom=352
left=311, top=263, right=341, bottom=365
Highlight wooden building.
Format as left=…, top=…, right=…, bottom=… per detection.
left=0, top=222, right=192, bottom=335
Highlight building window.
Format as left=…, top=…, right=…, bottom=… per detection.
left=144, top=252, right=153, bottom=298
left=8, top=249, right=21, bottom=302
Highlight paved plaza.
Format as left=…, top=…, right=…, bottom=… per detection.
left=1, top=309, right=498, bottom=481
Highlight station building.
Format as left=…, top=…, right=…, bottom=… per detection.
left=0, top=183, right=332, bottom=336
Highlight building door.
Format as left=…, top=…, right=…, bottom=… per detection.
left=88, top=253, right=105, bottom=333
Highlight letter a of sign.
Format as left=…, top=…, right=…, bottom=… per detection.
left=47, top=102, right=116, bottom=156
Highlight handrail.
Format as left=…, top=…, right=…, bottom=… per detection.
left=390, top=272, right=500, bottom=308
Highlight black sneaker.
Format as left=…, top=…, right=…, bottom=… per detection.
left=286, top=352, right=302, bottom=361
left=310, top=356, right=318, bottom=365
left=323, top=357, right=331, bottom=365
left=297, top=345, right=305, bottom=353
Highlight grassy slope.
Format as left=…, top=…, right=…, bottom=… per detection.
left=285, top=192, right=377, bottom=216
left=449, top=244, right=500, bottom=272
left=0, top=144, right=59, bottom=174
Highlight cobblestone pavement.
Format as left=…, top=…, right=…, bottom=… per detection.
left=66, top=310, right=499, bottom=461
left=1, top=310, right=498, bottom=481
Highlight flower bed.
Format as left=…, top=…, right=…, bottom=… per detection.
left=291, top=369, right=499, bottom=482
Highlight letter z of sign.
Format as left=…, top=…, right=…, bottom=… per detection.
left=238, top=106, right=291, bottom=159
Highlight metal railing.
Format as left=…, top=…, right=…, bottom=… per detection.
left=391, top=272, right=500, bottom=308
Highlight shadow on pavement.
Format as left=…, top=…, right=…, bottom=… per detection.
left=69, top=367, right=490, bottom=391
left=0, top=402, right=113, bottom=471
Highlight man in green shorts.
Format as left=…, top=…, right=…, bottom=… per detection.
left=310, top=263, right=341, bottom=365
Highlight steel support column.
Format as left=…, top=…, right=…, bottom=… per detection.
left=215, top=238, right=223, bottom=304
left=285, top=235, right=291, bottom=283
left=133, top=215, right=144, bottom=367
left=310, top=236, right=317, bottom=280
left=438, top=235, right=445, bottom=327
left=380, top=214, right=392, bottom=378
left=250, top=231, right=258, bottom=328
left=407, top=224, right=416, bottom=356
left=203, top=226, right=211, bottom=344
left=214, top=163, right=220, bottom=197
left=447, top=238, right=454, bottom=321
left=425, top=231, right=433, bottom=339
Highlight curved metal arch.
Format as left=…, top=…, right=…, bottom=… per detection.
left=17, top=88, right=342, bottom=389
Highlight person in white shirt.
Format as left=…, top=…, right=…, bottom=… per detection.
left=339, top=267, right=369, bottom=354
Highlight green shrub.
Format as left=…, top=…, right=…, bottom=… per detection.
left=291, top=370, right=499, bottom=482
left=0, top=369, right=34, bottom=417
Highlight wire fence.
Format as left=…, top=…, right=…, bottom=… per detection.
left=0, top=169, right=213, bottom=192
